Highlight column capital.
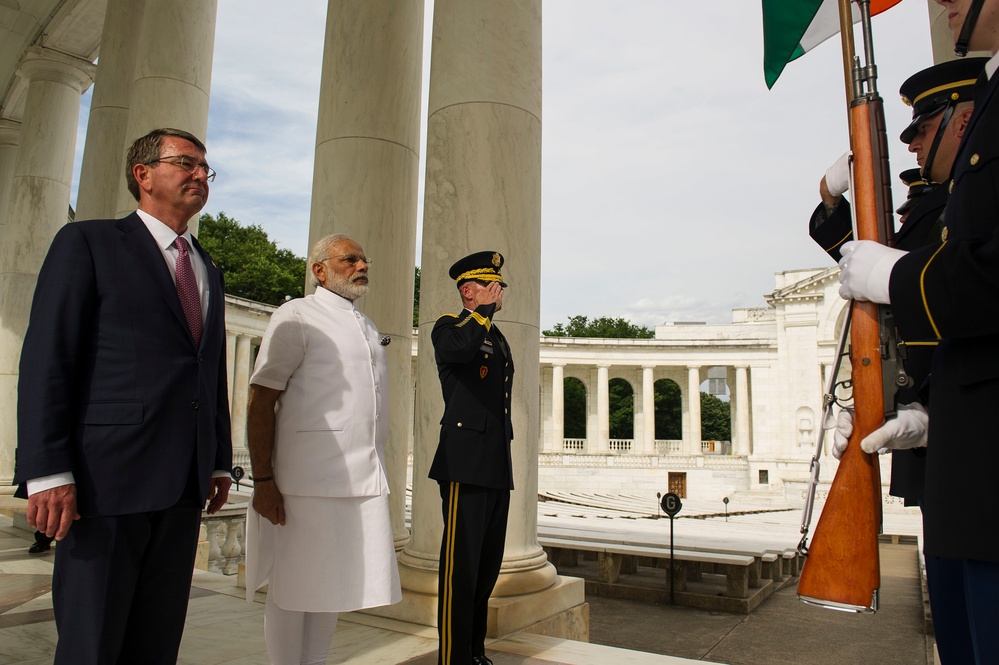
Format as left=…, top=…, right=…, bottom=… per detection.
left=687, top=365, right=702, bottom=371
left=18, top=46, right=96, bottom=93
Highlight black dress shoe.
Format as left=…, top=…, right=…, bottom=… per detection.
left=471, top=656, right=493, bottom=665
left=28, top=540, right=51, bottom=554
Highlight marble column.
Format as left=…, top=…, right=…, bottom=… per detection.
left=595, top=365, right=610, bottom=452
left=308, top=0, right=424, bottom=552
left=229, top=334, right=253, bottom=453
left=687, top=366, right=702, bottom=455
left=0, top=47, right=95, bottom=489
left=0, top=121, right=20, bottom=249
left=226, top=331, right=237, bottom=411
left=76, top=0, right=145, bottom=221
left=116, top=0, right=217, bottom=225
left=552, top=363, right=565, bottom=452
left=642, top=365, right=655, bottom=455
left=398, top=0, right=576, bottom=638
left=735, top=365, right=750, bottom=456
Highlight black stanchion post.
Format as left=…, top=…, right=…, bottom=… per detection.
left=660, top=492, right=683, bottom=606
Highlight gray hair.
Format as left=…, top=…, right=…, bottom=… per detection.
left=308, top=233, right=354, bottom=288
left=125, top=128, right=207, bottom=201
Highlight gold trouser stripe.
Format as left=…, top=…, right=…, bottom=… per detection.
left=441, top=482, right=461, bottom=665
left=919, top=241, right=947, bottom=339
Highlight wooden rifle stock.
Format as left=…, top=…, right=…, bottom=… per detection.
left=797, top=2, right=893, bottom=612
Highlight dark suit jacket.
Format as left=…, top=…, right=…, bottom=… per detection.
left=810, top=186, right=948, bottom=504
left=14, top=213, right=232, bottom=517
left=890, top=71, right=999, bottom=564
left=429, top=304, right=514, bottom=490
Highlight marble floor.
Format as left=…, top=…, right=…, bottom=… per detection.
left=0, top=513, right=713, bottom=665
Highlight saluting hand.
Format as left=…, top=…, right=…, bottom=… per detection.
left=472, top=282, right=504, bottom=312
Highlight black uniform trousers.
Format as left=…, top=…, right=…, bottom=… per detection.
left=437, top=481, right=510, bottom=665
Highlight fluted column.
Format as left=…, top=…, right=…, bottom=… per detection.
left=229, top=335, right=252, bottom=453
left=687, top=366, right=702, bottom=455
left=402, top=0, right=556, bottom=630
left=552, top=363, right=565, bottom=452
left=0, top=121, right=20, bottom=249
left=76, top=0, right=145, bottom=220
left=735, top=365, right=750, bottom=456
left=596, top=365, right=610, bottom=453
left=308, top=0, right=424, bottom=553
left=0, top=48, right=95, bottom=488
left=225, top=331, right=237, bottom=410
left=642, top=365, right=655, bottom=455
left=116, top=0, right=217, bottom=225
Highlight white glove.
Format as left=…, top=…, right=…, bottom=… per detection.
left=861, top=403, right=928, bottom=455
left=824, top=152, right=852, bottom=198
left=829, top=404, right=928, bottom=459
left=838, top=240, right=906, bottom=304
left=831, top=408, right=853, bottom=460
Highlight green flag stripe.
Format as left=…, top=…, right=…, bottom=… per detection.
left=762, top=0, right=825, bottom=89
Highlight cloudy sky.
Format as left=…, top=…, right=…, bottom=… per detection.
left=72, top=0, right=936, bottom=330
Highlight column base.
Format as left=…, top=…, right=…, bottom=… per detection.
left=363, top=574, right=587, bottom=640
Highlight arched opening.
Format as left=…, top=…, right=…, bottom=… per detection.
left=563, top=377, right=587, bottom=450
left=608, top=378, right=634, bottom=450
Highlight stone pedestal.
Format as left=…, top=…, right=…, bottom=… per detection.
left=366, top=575, right=587, bottom=641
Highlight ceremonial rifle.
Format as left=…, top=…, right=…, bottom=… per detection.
left=796, top=0, right=909, bottom=613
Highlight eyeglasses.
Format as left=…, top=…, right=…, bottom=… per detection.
left=145, top=155, right=217, bottom=182
left=321, top=254, right=372, bottom=267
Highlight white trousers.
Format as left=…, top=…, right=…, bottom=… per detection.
left=264, top=593, right=339, bottom=665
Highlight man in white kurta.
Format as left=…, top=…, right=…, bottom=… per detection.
left=244, top=234, right=401, bottom=665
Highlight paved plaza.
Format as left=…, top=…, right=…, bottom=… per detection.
left=0, top=503, right=932, bottom=665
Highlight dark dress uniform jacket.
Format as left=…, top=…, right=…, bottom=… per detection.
left=810, top=187, right=948, bottom=503
left=13, top=215, right=233, bottom=516
left=889, top=72, right=999, bottom=564
left=429, top=304, right=514, bottom=490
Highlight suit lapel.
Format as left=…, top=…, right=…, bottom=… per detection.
left=116, top=213, right=193, bottom=344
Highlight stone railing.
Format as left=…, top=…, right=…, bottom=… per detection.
left=608, top=439, right=632, bottom=452
left=655, top=439, right=683, bottom=454
left=562, top=438, right=586, bottom=450
left=200, top=503, right=248, bottom=576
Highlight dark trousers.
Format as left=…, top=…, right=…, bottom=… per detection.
left=925, top=554, right=999, bottom=664
left=437, top=482, right=509, bottom=665
left=52, top=497, right=202, bottom=665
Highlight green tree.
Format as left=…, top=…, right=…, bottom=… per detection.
left=543, top=315, right=654, bottom=339
left=654, top=379, right=682, bottom=440
left=197, top=212, right=305, bottom=306
left=700, top=392, right=732, bottom=441
left=563, top=377, right=587, bottom=438
left=413, top=266, right=421, bottom=327
left=608, top=378, right=634, bottom=439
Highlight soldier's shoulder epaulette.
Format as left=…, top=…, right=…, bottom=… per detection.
left=436, top=313, right=460, bottom=322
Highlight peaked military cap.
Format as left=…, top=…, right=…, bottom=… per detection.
left=449, top=251, right=507, bottom=288
left=895, top=167, right=935, bottom=217
left=899, top=57, right=988, bottom=144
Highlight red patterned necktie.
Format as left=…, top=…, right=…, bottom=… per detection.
left=174, top=236, right=203, bottom=346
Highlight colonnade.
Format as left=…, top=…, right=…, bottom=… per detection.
left=541, top=362, right=753, bottom=457
left=0, top=0, right=579, bottom=638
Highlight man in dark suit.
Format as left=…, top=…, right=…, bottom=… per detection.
left=13, top=127, right=233, bottom=664
left=839, top=1, right=999, bottom=660
left=430, top=251, right=514, bottom=665
left=810, top=58, right=986, bottom=508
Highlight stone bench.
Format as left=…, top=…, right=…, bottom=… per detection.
left=539, top=535, right=756, bottom=599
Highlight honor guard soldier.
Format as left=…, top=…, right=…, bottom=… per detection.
left=809, top=57, right=987, bottom=261
left=838, top=1, right=999, bottom=660
left=431, top=251, right=514, bottom=665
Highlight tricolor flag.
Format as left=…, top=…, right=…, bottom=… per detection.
left=763, top=0, right=904, bottom=88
